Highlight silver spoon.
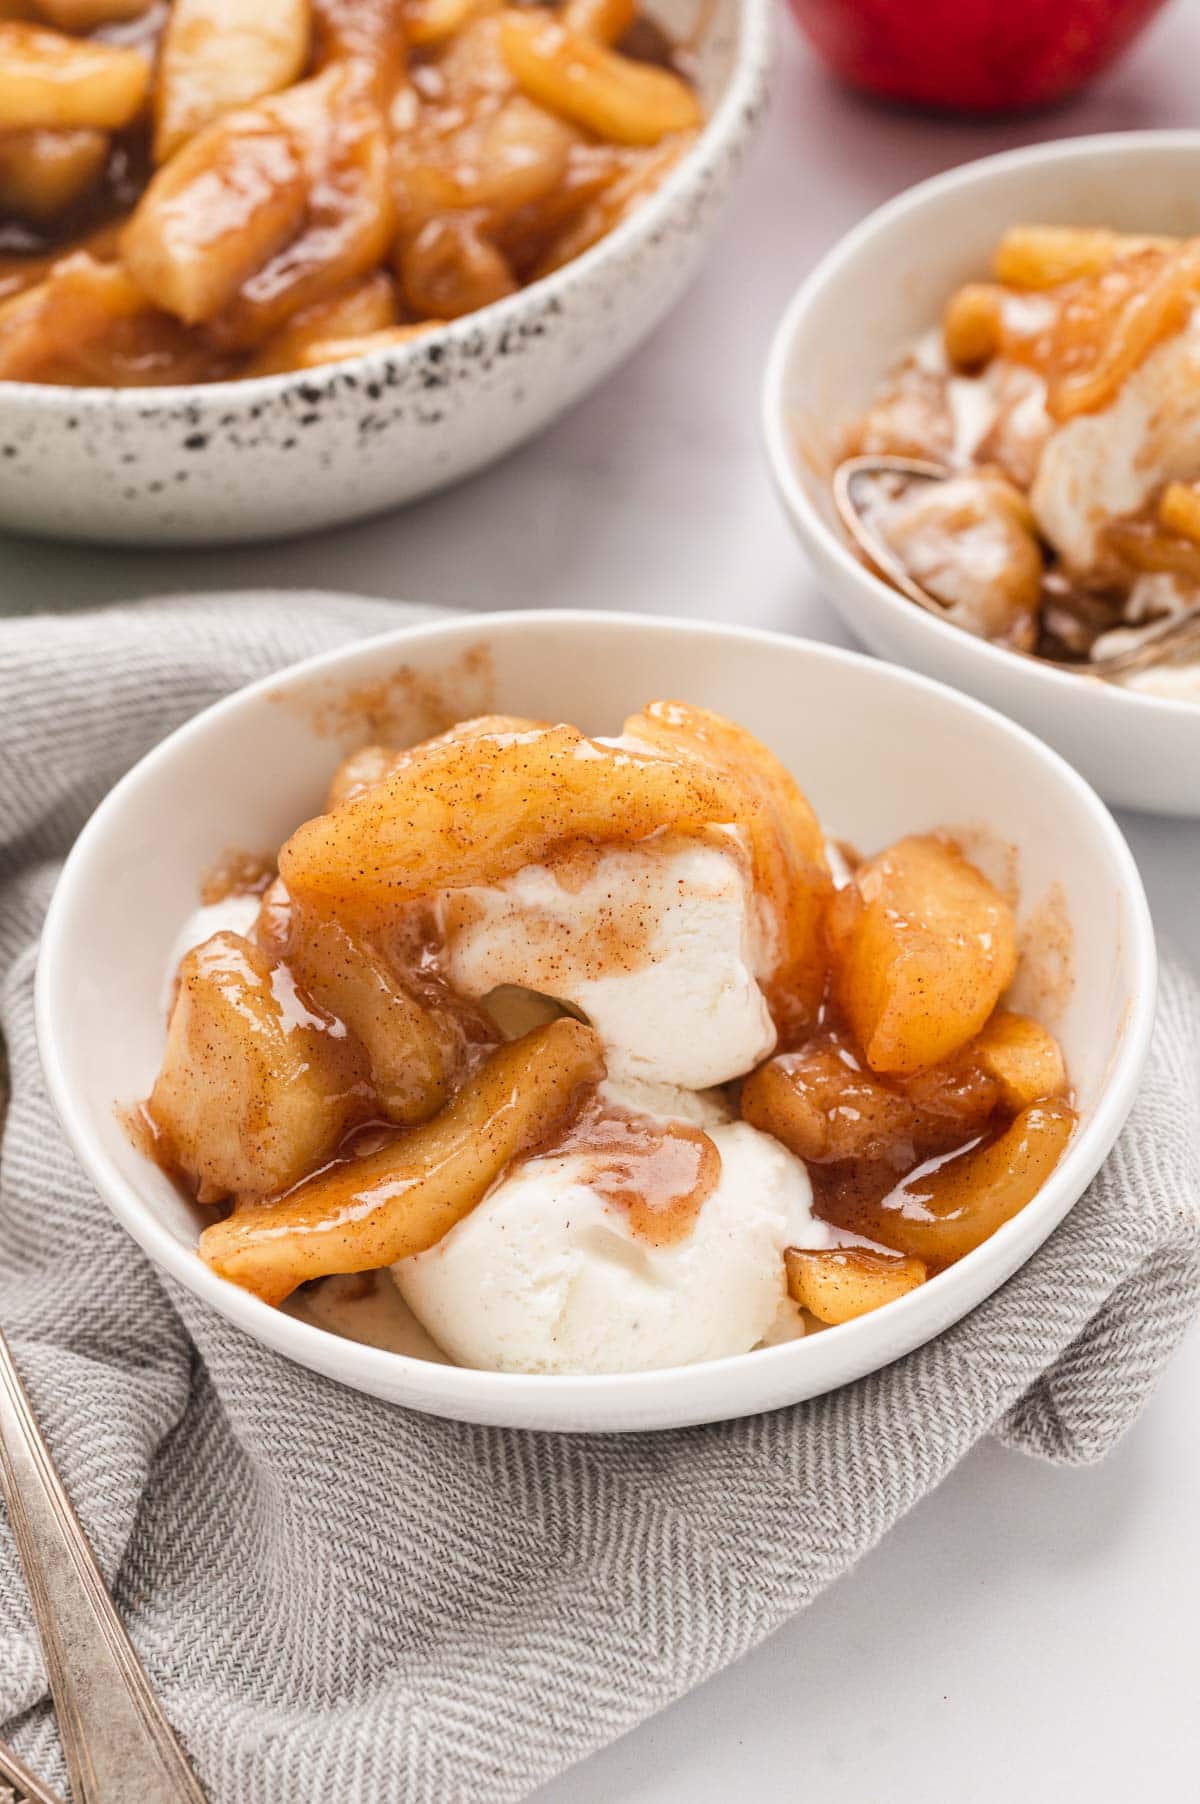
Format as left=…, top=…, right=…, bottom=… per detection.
left=0, top=1325, right=209, bottom=1804
left=833, top=454, right=1200, bottom=682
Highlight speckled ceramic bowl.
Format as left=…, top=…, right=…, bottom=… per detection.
left=0, top=0, right=769, bottom=547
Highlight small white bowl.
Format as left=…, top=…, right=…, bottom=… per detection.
left=0, top=0, right=768, bottom=548
left=36, top=610, right=1155, bottom=1432
left=763, top=132, right=1200, bottom=818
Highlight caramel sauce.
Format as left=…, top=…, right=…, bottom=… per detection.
left=556, top=1095, right=721, bottom=1246
left=1008, top=881, right=1075, bottom=1028
left=300, top=644, right=497, bottom=744
left=199, top=847, right=277, bottom=906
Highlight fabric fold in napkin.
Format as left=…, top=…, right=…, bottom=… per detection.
left=0, top=593, right=1197, bottom=1803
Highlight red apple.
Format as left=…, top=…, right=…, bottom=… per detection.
left=788, top=0, right=1172, bottom=113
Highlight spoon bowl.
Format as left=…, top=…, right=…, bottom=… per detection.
left=833, top=455, right=1200, bottom=683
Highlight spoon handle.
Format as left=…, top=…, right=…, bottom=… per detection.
left=1101, top=605, right=1200, bottom=679
left=0, top=1733, right=68, bottom=1804
left=0, top=1328, right=208, bottom=1804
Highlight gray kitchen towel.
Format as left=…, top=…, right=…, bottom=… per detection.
left=0, top=592, right=1197, bottom=1803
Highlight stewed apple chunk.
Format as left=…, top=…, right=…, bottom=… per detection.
left=324, top=741, right=405, bottom=809
left=851, top=1097, right=1076, bottom=1268
left=36, top=0, right=154, bottom=26
left=154, top=0, right=313, bottom=163
left=741, top=1024, right=1009, bottom=1166
left=241, top=268, right=398, bottom=376
left=256, top=884, right=483, bottom=1124
left=742, top=1038, right=924, bottom=1166
left=785, top=1246, right=927, bottom=1325
left=322, top=717, right=551, bottom=809
left=204, top=62, right=394, bottom=348
left=971, top=1009, right=1067, bottom=1112
left=827, top=834, right=1017, bottom=1077
left=0, top=253, right=145, bottom=382
left=279, top=720, right=744, bottom=916
left=0, top=22, right=149, bottom=129
left=148, top=931, right=369, bottom=1205
left=0, top=125, right=106, bottom=222
left=498, top=9, right=700, bottom=146
left=121, top=86, right=312, bottom=324
left=199, top=1016, right=605, bottom=1304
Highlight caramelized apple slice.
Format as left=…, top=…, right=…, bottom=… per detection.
left=785, top=1246, right=927, bottom=1325
left=858, top=1097, right=1076, bottom=1268
left=623, top=701, right=832, bottom=1037
left=258, top=888, right=475, bottom=1124
left=147, top=931, right=368, bottom=1205
left=241, top=269, right=398, bottom=376
left=312, top=0, right=406, bottom=81
left=498, top=10, right=700, bottom=146
left=401, top=0, right=491, bottom=48
left=741, top=1028, right=1003, bottom=1166
left=323, top=719, right=551, bottom=809
left=972, top=1009, right=1067, bottom=1112
left=36, top=0, right=153, bottom=26
left=0, top=22, right=148, bottom=130
left=742, top=1041, right=919, bottom=1165
left=154, top=0, right=313, bottom=163
left=0, top=253, right=146, bottom=382
left=279, top=720, right=743, bottom=915
left=291, top=322, right=443, bottom=368
left=992, top=224, right=1176, bottom=290
left=397, top=213, right=516, bottom=320
left=827, top=834, right=1017, bottom=1077
left=0, top=125, right=106, bottom=222
left=529, top=134, right=694, bottom=279
left=203, top=62, right=394, bottom=349
left=562, top=0, right=636, bottom=43
left=200, top=1017, right=605, bottom=1305
left=122, top=84, right=312, bottom=324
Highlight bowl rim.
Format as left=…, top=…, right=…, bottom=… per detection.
left=34, top=608, right=1158, bottom=1427
left=761, top=129, right=1200, bottom=728
left=0, top=0, right=772, bottom=414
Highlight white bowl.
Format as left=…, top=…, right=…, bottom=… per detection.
left=0, top=0, right=768, bottom=549
left=763, top=131, right=1200, bottom=818
left=36, top=610, right=1155, bottom=1431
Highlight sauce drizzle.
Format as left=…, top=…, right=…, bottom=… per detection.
left=557, top=1096, right=721, bottom=1246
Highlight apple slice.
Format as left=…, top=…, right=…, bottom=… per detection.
left=785, top=1246, right=927, bottom=1324
left=858, top=1097, right=1076, bottom=1268
left=827, top=834, right=1017, bottom=1077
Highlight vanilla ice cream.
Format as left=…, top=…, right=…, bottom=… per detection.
left=1032, top=312, right=1200, bottom=572
left=438, top=835, right=776, bottom=1091
left=393, top=1081, right=844, bottom=1375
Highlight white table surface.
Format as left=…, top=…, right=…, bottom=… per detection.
left=2, top=6, right=1198, bottom=1799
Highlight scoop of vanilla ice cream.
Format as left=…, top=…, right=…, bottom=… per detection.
left=438, top=836, right=776, bottom=1091
left=1032, top=313, right=1200, bottom=572
left=392, top=1082, right=841, bottom=1375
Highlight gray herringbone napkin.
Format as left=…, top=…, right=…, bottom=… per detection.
left=1, top=593, right=1198, bottom=1803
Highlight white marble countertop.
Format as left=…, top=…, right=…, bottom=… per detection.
left=2, top=5, right=1197, bottom=1798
